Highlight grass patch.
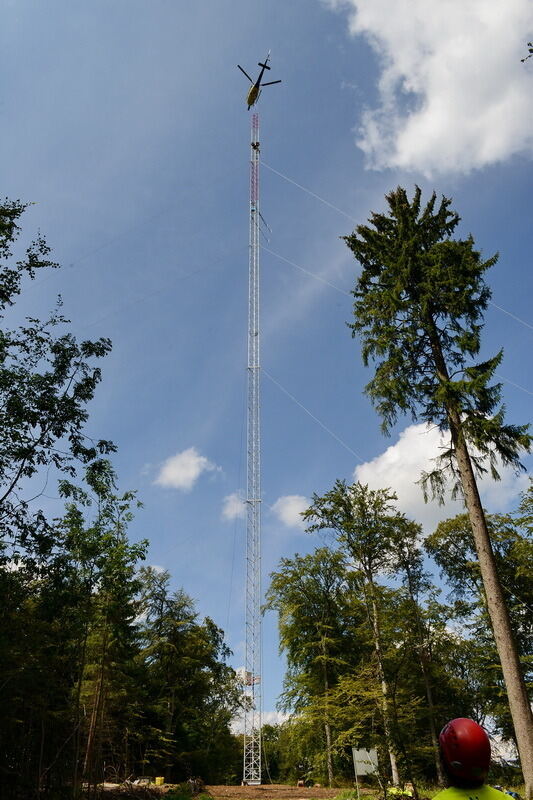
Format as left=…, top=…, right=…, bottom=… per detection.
left=334, top=791, right=359, bottom=800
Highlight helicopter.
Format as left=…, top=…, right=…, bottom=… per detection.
left=237, top=52, right=281, bottom=109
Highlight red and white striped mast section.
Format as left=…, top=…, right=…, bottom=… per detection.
left=243, top=111, right=262, bottom=786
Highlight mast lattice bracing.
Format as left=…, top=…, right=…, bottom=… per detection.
left=243, top=112, right=262, bottom=786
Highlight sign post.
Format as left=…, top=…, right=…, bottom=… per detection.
left=351, top=748, right=378, bottom=800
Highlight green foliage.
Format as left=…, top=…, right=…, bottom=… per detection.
left=264, top=480, right=524, bottom=785
left=0, top=458, right=241, bottom=795
left=0, top=199, right=241, bottom=797
left=266, top=547, right=369, bottom=784
left=344, top=186, right=530, bottom=500
left=0, top=459, right=147, bottom=796
left=517, top=478, right=533, bottom=537
left=425, top=503, right=533, bottom=738
left=0, top=198, right=115, bottom=545
left=346, top=187, right=533, bottom=795
left=265, top=548, right=362, bottom=687
left=265, top=183, right=533, bottom=786
left=136, top=567, right=242, bottom=783
left=2, top=187, right=530, bottom=795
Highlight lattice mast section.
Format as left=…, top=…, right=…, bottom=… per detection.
left=243, top=112, right=262, bottom=786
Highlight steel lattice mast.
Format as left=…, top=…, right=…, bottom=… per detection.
left=243, top=111, right=262, bottom=786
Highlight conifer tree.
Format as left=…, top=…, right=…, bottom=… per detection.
left=137, top=567, right=241, bottom=783
left=58, top=460, right=147, bottom=794
left=344, top=187, right=533, bottom=795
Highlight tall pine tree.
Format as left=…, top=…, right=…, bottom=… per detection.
left=344, top=186, right=533, bottom=795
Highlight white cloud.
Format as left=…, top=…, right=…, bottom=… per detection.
left=354, top=423, right=528, bottom=533
left=271, top=495, right=309, bottom=530
left=326, top=0, right=533, bottom=175
left=231, top=710, right=289, bottom=734
left=222, top=492, right=245, bottom=521
left=146, top=564, right=167, bottom=574
left=262, top=710, right=290, bottom=726
left=154, top=447, right=218, bottom=492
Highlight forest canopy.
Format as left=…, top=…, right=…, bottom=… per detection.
left=0, top=200, right=242, bottom=798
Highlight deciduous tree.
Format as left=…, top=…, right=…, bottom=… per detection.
left=304, top=482, right=407, bottom=784
left=265, top=548, right=362, bottom=785
left=0, top=199, right=114, bottom=548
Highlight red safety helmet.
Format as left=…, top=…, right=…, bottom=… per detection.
left=439, top=718, right=491, bottom=785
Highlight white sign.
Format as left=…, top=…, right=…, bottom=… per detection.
left=352, top=748, right=378, bottom=777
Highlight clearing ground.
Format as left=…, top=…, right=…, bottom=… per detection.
left=101, top=783, right=367, bottom=798
left=207, top=786, right=349, bottom=800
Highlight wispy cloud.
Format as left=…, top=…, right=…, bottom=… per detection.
left=271, top=495, right=309, bottom=530
left=325, top=0, right=533, bottom=175
left=154, top=447, right=219, bottom=492
left=222, top=492, right=245, bottom=521
left=354, top=423, right=528, bottom=533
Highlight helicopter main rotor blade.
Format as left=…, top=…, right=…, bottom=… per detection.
left=237, top=64, right=254, bottom=83
left=262, top=80, right=282, bottom=86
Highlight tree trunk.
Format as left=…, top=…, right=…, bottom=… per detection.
left=419, top=653, right=445, bottom=785
left=404, top=565, right=445, bottom=785
left=452, top=425, right=533, bottom=799
left=367, top=580, right=400, bottom=785
left=321, top=638, right=334, bottom=788
left=38, top=716, right=45, bottom=796
left=83, top=672, right=102, bottom=787
left=165, top=688, right=176, bottom=783
left=324, top=720, right=334, bottom=788
left=73, top=605, right=91, bottom=798
left=428, top=320, right=533, bottom=799
left=83, top=611, right=109, bottom=791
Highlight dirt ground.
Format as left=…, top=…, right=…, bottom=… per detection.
left=207, top=785, right=347, bottom=800
left=100, top=783, right=361, bottom=798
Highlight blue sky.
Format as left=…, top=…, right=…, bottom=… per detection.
left=3, top=0, right=533, bottom=720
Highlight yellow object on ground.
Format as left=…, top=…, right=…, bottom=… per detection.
left=155, top=776, right=164, bottom=786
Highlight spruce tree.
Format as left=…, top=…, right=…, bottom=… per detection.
left=344, top=186, right=533, bottom=795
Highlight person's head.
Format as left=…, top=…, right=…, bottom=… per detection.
left=439, top=718, right=491, bottom=787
